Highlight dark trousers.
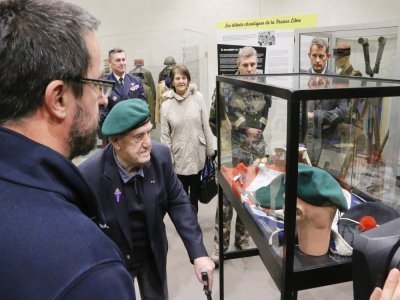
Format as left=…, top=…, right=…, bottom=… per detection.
left=130, top=256, right=168, bottom=300
left=177, top=172, right=201, bottom=212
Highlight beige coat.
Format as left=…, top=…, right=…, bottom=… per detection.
left=160, top=84, right=214, bottom=175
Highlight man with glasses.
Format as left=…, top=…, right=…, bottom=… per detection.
left=0, top=0, right=135, bottom=299
left=79, top=99, right=215, bottom=300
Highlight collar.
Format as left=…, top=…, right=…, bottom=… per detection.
left=171, top=83, right=195, bottom=101
left=113, top=73, right=125, bottom=82
left=311, top=65, right=328, bottom=74
left=112, top=149, right=144, bottom=183
left=0, top=126, right=105, bottom=225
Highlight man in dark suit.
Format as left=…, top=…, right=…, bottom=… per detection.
left=100, top=48, right=147, bottom=124
left=79, top=99, right=215, bottom=300
left=304, top=37, right=348, bottom=165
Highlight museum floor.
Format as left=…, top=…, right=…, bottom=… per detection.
left=75, top=127, right=354, bottom=300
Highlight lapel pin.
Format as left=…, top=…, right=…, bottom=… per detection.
left=114, top=188, right=122, bottom=203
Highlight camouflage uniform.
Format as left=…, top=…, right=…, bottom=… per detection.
left=227, top=86, right=270, bottom=165
left=213, top=194, right=250, bottom=252
left=211, top=85, right=271, bottom=255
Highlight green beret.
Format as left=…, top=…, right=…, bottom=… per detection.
left=255, top=174, right=285, bottom=209
left=102, top=99, right=150, bottom=136
left=297, top=163, right=348, bottom=211
left=254, top=164, right=348, bottom=212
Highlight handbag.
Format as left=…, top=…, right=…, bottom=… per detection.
left=199, top=157, right=218, bottom=204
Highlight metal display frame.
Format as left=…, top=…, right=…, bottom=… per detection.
left=216, top=73, right=400, bottom=300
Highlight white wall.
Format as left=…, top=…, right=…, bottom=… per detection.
left=68, top=0, right=400, bottom=100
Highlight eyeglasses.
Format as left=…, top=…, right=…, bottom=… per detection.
left=79, top=77, right=115, bottom=97
left=66, top=77, right=115, bottom=97
left=131, top=130, right=152, bottom=143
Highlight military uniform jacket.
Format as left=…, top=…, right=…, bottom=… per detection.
left=340, top=65, right=362, bottom=77
left=0, top=127, right=135, bottom=300
left=226, top=85, right=271, bottom=145
left=78, top=142, right=208, bottom=283
left=101, top=73, right=147, bottom=124
left=129, top=66, right=156, bottom=99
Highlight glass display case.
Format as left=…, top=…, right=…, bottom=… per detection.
left=216, top=73, right=400, bottom=299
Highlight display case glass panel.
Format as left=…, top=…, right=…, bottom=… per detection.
left=216, top=73, right=400, bottom=295
left=295, top=21, right=400, bottom=79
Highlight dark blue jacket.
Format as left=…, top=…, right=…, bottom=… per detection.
left=0, top=127, right=135, bottom=300
left=100, top=73, right=147, bottom=124
left=78, top=142, right=207, bottom=283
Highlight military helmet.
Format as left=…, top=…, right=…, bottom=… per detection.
left=164, top=56, right=176, bottom=66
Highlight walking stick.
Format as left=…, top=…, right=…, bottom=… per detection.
left=201, top=272, right=212, bottom=300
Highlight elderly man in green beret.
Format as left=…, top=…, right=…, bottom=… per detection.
left=79, top=99, right=215, bottom=300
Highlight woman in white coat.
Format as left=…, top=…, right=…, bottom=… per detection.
left=160, top=64, right=214, bottom=212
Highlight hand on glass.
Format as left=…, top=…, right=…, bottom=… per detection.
left=370, top=268, right=400, bottom=300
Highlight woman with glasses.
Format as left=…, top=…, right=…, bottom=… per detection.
left=160, top=64, right=214, bottom=212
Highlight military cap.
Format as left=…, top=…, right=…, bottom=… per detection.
left=333, top=45, right=351, bottom=57
left=102, top=99, right=150, bottom=136
left=338, top=202, right=400, bottom=247
left=134, top=59, right=144, bottom=66
left=255, top=163, right=348, bottom=211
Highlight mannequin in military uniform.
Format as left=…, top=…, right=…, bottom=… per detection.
left=158, top=56, right=176, bottom=83
left=334, top=45, right=362, bottom=76
left=211, top=46, right=271, bottom=265
left=129, top=59, right=156, bottom=125
left=333, top=45, right=363, bottom=176
left=156, top=56, right=176, bottom=124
